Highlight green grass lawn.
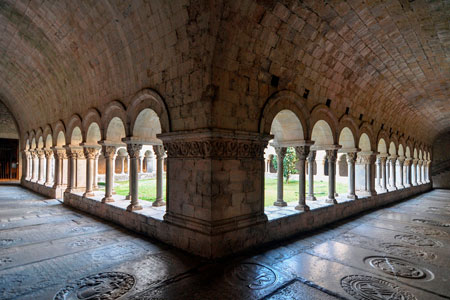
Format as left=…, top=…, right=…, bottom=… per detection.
left=113, top=178, right=166, bottom=202
left=264, top=178, right=347, bottom=206
left=109, top=176, right=347, bottom=206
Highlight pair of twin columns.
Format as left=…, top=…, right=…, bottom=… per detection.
left=41, top=141, right=165, bottom=212
left=272, top=143, right=363, bottom=211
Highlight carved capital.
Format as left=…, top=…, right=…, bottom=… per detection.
left=294, top=146, right=309, bottom=161
left=306, top=150, right=316, bottom=162
left=67, top=149, right=85, bottom=159
left=346, top=152, right=357, bottom=164
left=404, top=158, right=412, bottom=166
left=153, top=145, right=165, bottom=158
left=418, top=160, right=423, bottom=166
left=84, top=147, right=100, bottom=159
left=325, top=149, right=338, bottom=163
left=275, top=147, right=287, bottom=159
left=127, top=144, right=143, bottom=159
left=44, top=150, right=53, bottom=158
left=357, top=153, right=377, bottom=165
left=412, top=159, right=418, bottom=165
left=102, top=146, right=117, bottom=159
left=36, top=149, right=45, bottom=158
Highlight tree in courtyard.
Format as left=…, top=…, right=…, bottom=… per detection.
left=273, top=147, right=298, bottom=183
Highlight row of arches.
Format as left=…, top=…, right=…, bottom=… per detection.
left=22, top=89, right=170, bottom=211
left=260, top=91, right=431, bottom=211
left=20, top=88, right=432, bottom=221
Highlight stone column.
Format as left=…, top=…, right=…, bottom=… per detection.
left=380, top=156, right=388, bottom=192
left=325, top=149, right=337, bottom=204
left=404, top=159, right=411, bottom=187
left=426, top=160, right=431, bottom=183
left=65, top=147, right=83, bottom=193
left=52, top=149, right=64, bottom=188
left=412, top=159, right=418, bottom=186
left=23, top=150, right=31, bottom=180
left=93, top=153, right=100, bottom=190
left=274, top=147, right=287, bottom=207
left=347, top=152, right=358, bottom=199
left=37, top=150, right=45, bottom=184
left=153, top=145, right=166, bottom=207
left=44, top=150, right=53, bottom=185
left=126, top=143, right=143, bottom=211
left=139, top=156, right=144, bottom=174
left=83, top=147, right=99, bottom=197
left=120, top=156, right=125, bottom=174
left=32, top=151, right=39, bottom=182
left=295, top=146, right=309, bottom=211
left=397, top=157, right=405, bottom=189
left=102, top=146, right=116, bottom=203
left=376, top=157, right=382, bottom=189
left=388, top=156, right=397, bottom=191
left=418, top=160, right=423, bottom=184
left=307, top=150, right=316, bottom=201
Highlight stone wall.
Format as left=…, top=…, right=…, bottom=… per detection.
left=432, top=131, right=450, bottom=189
left=0, top=101, right=19, bottom=139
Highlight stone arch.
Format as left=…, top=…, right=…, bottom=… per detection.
left=338, top=127, right=356, bottom=150
left=311, top=120, right=334, bottom=147
left=259, top=90, right=310, bottom=139
left=271, top=110, right=305, bottom=145
left=66, top=114, right=83, bottom=145
left=53, top=120, right=66, bottom=147
left=377, top=138, right=388, bottom=154
left=359, top=133, right=372, bottom=151
left=86, top=123, right=102, bottom=145
left=29, top=130, right=36, bottom=149
left=105, top=117, right=127, bottom=143
left=82, top=108, right=102, bottom=143
left=102, top=100, right=128, bottom=140
left=413, top=148, right=418, bottom=159
left=35, top=128, right=43, bottom=148
left=419, top=149, right=423, bottom=160
left=389, top=133, right=399, bottom=150
left=338, top=115, right=358, bottom=145
left=309, top=104, right=338, bottom=144
left=24, top=132, right=30, bottom=150
left=131, top=109, right=163, bottom=143
left=127, top=88, right=171, bottom=135
left=398, top=144, right=405, bottom=157
left=358, top=122, right=376, bottom=151
left=405, top=146, right=411, bottom=159
left=42, top=125, right=53, bottom=148
left=389, top=142, right=397, bottom=156
left=377, top=129, right=390, bottom=148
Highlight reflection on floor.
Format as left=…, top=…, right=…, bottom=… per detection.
left=0, top=185, right=449, bottom=299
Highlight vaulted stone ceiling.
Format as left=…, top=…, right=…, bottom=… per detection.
left=0, top=0, right=448, bottom=144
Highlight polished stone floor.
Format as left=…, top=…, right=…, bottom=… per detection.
left=0, top=185, right=449, bottom=300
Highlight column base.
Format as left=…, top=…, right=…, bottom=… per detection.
left=102, top=197, right=115, bottom=203
left=397, top=185, right=405, bottom=189
left=404, top=184, right=411, bottom=188
left=379, top=188, right=388, bottom=193
left=127, top=204, right=143, bottom=211
left=347, top=194, right=358, bottom=200
left=306, top=195, right=317, bottom=201
left=125, top=194, right=131, bottom=200
left=273, top=200, right=287, bottom=207
left=83, top=192, right=95, bottom=197
left=295, top=204, right=310, bottom=211
left=37, top=180, right=45, bottom=185
left=153, top=199, right=166, bottom=207
left=326, top=198, right=337, bottom=204
left=388, top=186, right=397, bottom=192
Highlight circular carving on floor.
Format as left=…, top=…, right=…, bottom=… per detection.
left=394, top=234, right=442, bottom=247
left=378, top=243, right=436, bottom=262
left=69, top=225, right=97, bottom=233
left=69, top=237, right=106, bottom=248
left=366, top=257, right=428, bottom=279
left=0, top=257, right=13, bottom=266
left=404, top=225, right=448, bottom=237
left=340, top=275, right=417, bottom=300
left=226, top=263, right=277, bottom=290
left=412, top=219, right=450, bottom=227
left=53, top=272, right=135, bottom=300
left=0, top=238, right=21, bottom=247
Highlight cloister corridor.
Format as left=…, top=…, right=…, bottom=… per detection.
left=1, top=185, right=449, bottom=299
